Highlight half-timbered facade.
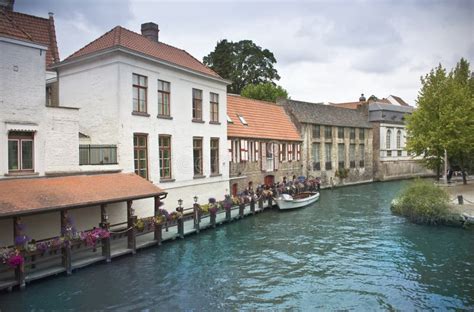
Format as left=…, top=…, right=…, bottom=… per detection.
left=227, top=95, right=302, bottom=194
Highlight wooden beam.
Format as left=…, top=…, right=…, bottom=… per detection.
left=13, top=217, right=25, bottom=289
left=100, top=204, right=111, bottom=262
left=127, top=200, right=136, bottom=254
left=154, top=196, right=162, bottom=244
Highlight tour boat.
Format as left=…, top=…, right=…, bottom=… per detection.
left=274, top=192, right=320, bottom=210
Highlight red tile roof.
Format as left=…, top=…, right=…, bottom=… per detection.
left=390, top=95, right=410, bottom=106
left=0, top=9, right=60, bottom=67
left=227, top=95, right=301, bottom=141
left=0, top=173, right=166, bottom=218
left=62, top=26, right=221, bottom=79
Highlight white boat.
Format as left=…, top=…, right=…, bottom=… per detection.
left=274, top=192, right=320, bottom=210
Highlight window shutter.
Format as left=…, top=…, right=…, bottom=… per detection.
left=297, top=144, right=301, bottom=161
left=255, top=142, right=259, bottom=161
left=260, top=142, right=266, bottom=170
left=228, top=140, right=233, bottom=162
left=274, top=144, right=279, bottom=170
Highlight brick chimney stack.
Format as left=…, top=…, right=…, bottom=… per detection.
left=141, top=22, right=159, bottom=42
left=0, top=0, right=15, bottom=11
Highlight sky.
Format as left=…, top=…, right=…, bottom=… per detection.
left=16, top=0, right=474, bottom=105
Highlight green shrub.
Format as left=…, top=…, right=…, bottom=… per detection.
left=391, top=179, right=450, bottom=225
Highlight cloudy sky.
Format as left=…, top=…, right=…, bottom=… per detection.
left=16, top=0, right=474, bottom=104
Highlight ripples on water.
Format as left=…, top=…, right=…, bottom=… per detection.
left=1, top=180, right=473, bottom=311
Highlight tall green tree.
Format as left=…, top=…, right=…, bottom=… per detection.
left=203, top=40, right=280, bottom=94
left=406, top=58, right=474, bottom=183
left=240, top=82, right=288, bottom=102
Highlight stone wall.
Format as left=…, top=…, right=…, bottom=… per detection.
left=376, top=159, right=434, bottom=181
left=301, top=123, right=374, bottom=187
left=230, top=160, right=303, bottom=193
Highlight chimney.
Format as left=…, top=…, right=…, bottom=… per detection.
left=359, top=93, right=366, bottom=102
left=0, top=0, right=14, bottom=11
left=141, top=22, right=159, bottom=42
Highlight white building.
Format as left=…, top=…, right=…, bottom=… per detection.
left=53, top=22, right=230, bottom=209
left=0, top=9, right=79, bottom=179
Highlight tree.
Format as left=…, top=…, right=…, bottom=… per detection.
left=203, top=40, right=280, bottom=94
left=406, top=58, right=474, bottom=183
left=240, top=82, right=288, bottom=102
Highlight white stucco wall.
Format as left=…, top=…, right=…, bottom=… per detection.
left=0, top=37, right=80, bottom=178
left=58, top=52, right=230, bottom=206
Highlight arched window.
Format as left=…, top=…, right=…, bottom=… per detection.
left=396, top=130, right=402, bottom=149
left=386, top=129, right=391, bottom=149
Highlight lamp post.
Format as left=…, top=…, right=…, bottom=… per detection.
left=176, top=199, right=184, bottom=238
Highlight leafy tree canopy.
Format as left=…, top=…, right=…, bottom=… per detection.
left=240, top=82, right=288, bottom=102
left=406, top=58, right=474, bottom=183
left=203, top=39, right=280, bottom=94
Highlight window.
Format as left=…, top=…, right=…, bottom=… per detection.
left=210, top=138, right=219, bottom=175
left=159, top=135, right=172, bottom=179
left=232, top=140, right=240, bottom=163
left=46, top=85, right=53, bottom=106
left=228, top=140, right=233, bottom=163
left=193, top=137, right=203, bottom=176
left=8, top=132, right=34, bottom=172
left=280, top=144, right=287, bottom=162
left=192, top=89, right=203, bottom=121
left=338, top=127, right=344, bottom=139
left=325, top=143, right=332, bottom=170
left=359, top=129, right=365, bottom=140
left=324, top=126, right=332, bottom=139
left=79, top=145, right=117, bottom=165
left=312, top=125, right=320, bottom=139
left=386, top=129, right=392, bottom=157
left=133, top=74, right=147, bottom=113
left=296, top=144, right=301, bottom=161
left=134, top=134, right=148, bottom=179
left=396, top=130, right=402, bottom=149
left=338, top=144, right=345, bottom=170
left=288, top=144, right=293, bottom=161
left=158, top=80, right=170, bottom=117
left=312, top=143, right=320, bottom=170
left=350, top=128, right=355, bottom=140
left=226, top=115, right=233, bottom=123
left=386, top=129, right=392, bottom=149
left=359, top=144, right=365, bottom=167
left=210, top=93, right=219, bottom=122
left=349, top=144, right=355, bottom=168
left=240, top=139, right=248, bottom=162
left=238, top=115, right=248, bottom=125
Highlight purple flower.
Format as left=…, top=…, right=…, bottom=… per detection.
left=14, top=235, right=29, bottom=246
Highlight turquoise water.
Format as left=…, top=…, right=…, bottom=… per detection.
left=1, top=180, right=473, bottom=311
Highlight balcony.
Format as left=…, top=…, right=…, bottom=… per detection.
left=79, top=145, right=118, bottom=165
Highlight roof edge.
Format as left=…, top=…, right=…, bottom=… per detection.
left=52, top=46, right=231, bottom=85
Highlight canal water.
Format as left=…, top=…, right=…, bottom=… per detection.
left=1, top=180, right=473, bottom=311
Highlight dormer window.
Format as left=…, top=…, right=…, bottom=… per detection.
left=227, top=115, right=233, bottom=123
left=238, top=115, right=248, bottom=126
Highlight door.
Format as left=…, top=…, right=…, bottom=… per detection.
left=264, top=175, right=275, bottom=186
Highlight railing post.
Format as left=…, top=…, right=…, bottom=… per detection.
left=193, top=203, right=201, bottom=233
left=210, top=211, right=216, bottom=228
left=60, top=211, right=72, bottom=275
left=250, top=198, right=256, bottom=215
left=154, top=196, right=162, bottom=244
left=100, top=205, right=111, bottom=262
left=239, top=203, right=245, bottom=218
left=13, top=217, right=25, bottom=289
left=258, top=197, right=264, bottom=211
left=127, top=200, right=136, bottom=254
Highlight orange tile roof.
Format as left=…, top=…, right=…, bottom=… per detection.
left=227, top=95, right=301, bottom=141
left=0, top=173, right=166, bottom=218
left=0, top=9, right=60, bottom=67
left=62, top=26, right=221, bottom=79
